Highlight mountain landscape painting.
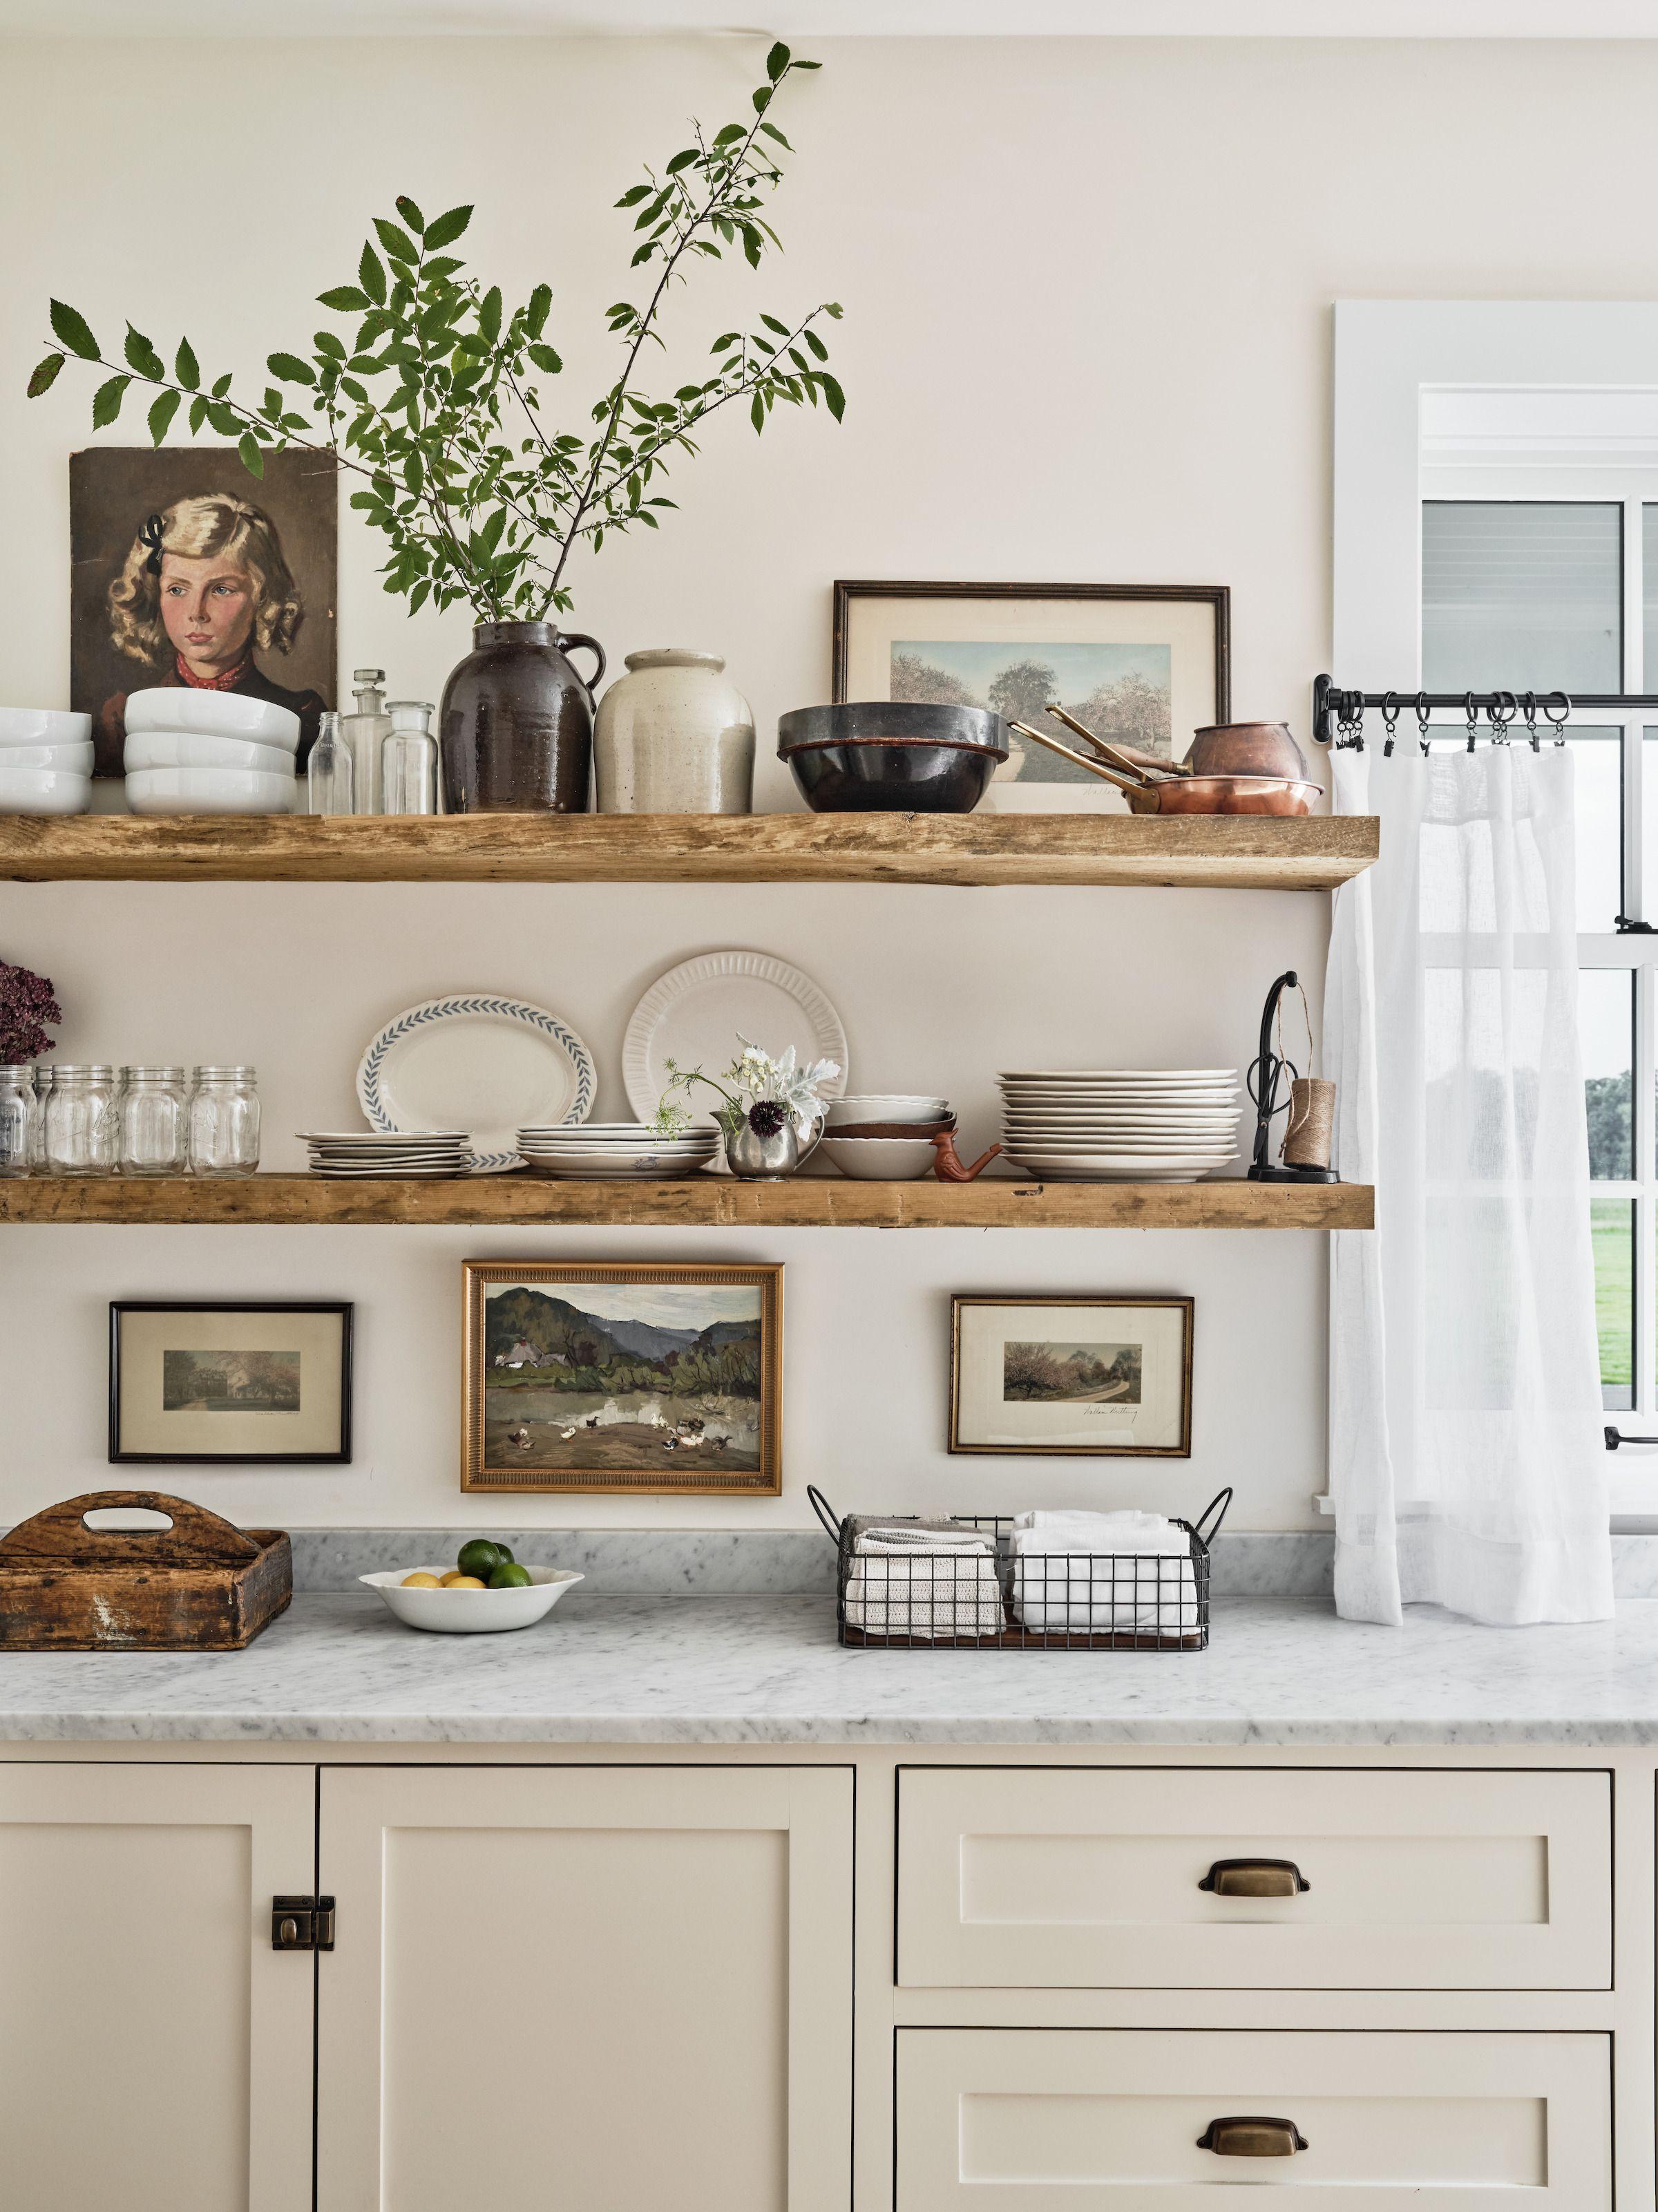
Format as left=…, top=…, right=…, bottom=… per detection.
left=466, top=1265, right=781, bottom=1492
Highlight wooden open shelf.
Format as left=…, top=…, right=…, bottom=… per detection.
left=0, top=1174, right=1373, bottom=1231
left=0, top=811, right=1378, bottom=891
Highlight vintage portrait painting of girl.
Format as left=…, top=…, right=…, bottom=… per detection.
left=70, top=450, right=337, bottom=778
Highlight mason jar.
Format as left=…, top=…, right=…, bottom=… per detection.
left=42, top=1064, right=120, bottom=1175
left=118, top=1066, right=189, bottom=1175
left=189, top=1066, right=260, bottom=1176
left=0, top=1066, right=36, bottom=1176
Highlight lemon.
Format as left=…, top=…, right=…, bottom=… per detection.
left=457, top=1538, right=505, bottom=1580
left=401, top=1571, right=441, bottom=1589
left=440, top=1571, right=487, bottom=1589
left=488, top=1562, right=532, bottom=1589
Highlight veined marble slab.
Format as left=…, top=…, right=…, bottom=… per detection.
left=2, top=1591, right=1658, bottom=1746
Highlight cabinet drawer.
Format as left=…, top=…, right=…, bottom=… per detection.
left=897, top=1767, right=1610, bottom=1989
left=897, top=2029, right=1610, bottom=2208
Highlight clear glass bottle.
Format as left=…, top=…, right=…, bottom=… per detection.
left=42, top=1064, right=120, bottom=1175
left=343, top=668, right=392, bottom=815
left=306, top=710, right=354, bottom=815
left=381, top=699, right=439, bottom=815
left=118, top=1066, right=189, bottom=1175
left=0, top=1066, right=36, bottom=1176
left=189, top=1066, right=261, bottom=1177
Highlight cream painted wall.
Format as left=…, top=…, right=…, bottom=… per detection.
left=2, top=32, right=1651, bottom=1531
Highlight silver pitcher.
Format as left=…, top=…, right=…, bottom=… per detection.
left=723, top=1112, right=823, bottom=1180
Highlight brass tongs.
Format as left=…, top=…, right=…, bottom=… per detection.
left=1044, top=701, right=1188, bottom=780
left=1007, top=719, right=1154, bottom=797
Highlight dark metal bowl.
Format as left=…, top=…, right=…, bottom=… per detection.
left=778, top=703, right=1008, bottom=813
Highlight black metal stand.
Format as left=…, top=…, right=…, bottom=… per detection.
left=1246, top=970, right=1339, bottom=1184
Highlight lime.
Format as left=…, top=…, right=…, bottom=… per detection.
left=488, top=1562, right=533, bottom=1589
left=494, top=1543, right=515, bottom=1565
left=457, top=1538, right=504, bottom=1580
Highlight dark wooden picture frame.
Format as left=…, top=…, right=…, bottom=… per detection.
left=949, top=1294, right=1194, bottom=1457
left=832, top=578, right=1230, bottom=721
left=108, top=1301, right=354, bottom=1465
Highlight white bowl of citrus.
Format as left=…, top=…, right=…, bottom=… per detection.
left=362, top=1540, right=583, bottom=1634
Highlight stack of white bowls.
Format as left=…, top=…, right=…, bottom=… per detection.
left=999, top=1068, right=1244, bottom=1181
left=0, top=708, right=94, bottom=814
left=517, top=1122, right=722, bottom=1179
left=124, top=689, right=301, bottom=815
left=819, top=1093, right=953, bottom=1181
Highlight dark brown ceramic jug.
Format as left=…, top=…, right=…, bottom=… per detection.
left=439, top=621, right=606, bottom=813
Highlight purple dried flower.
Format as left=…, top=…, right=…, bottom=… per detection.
left=0, top=959, right=62, bottom=1067
left=746, top=1099, right=787, bottom=1139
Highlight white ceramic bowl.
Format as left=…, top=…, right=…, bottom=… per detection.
left=0, top=741, right=95, bottom=774
left=819, top=1134, right=940, bottom=1181
left=124, top=728, right=297, bottom=776
left=824, top=1094, right=948, bottom=1128
left=0, top=766, right=90, bottom=815
left=361, top=1565, right=585, bottom=1634
left=0, top=707, right=92, bottom=748
left=124, top=688, right=302, bottom=751
left=125, top=766, right=297, bottom=816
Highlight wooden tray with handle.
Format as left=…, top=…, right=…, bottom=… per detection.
left=0, top=1491, right=292, bottom=1651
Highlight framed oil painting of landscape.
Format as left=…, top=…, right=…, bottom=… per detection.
left=461, top=1260, right=783, bottom=1495
left=109, top=1301, right=353, bottom=1464
left=949, top=1294, right=1193, bottom=1456
left=832, top=580, right=1229, bottom=812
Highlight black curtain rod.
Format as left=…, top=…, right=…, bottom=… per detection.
left=1312, top=673, right=1658, bottom=748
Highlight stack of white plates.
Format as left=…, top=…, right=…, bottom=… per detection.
left=0, top=708, right=94, bottom=814
left=999, top=1068, right=1244, bottom=1182
left=517, top=1122, right=722, bottom=1180
left=300, top=1130, right=472, bottom=1178
left=124, top=689, right=301, bottom=815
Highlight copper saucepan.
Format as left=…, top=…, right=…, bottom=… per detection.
left=1008, top=721, right=1322, bottom=817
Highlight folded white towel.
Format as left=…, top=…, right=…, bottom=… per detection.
left=844, top=1529, right=1004, bottom=1640
left=1009, top=1513, right=1197, bottom=1634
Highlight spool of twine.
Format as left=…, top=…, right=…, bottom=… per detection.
left=1283, top=1077, right=1335, bottom=1169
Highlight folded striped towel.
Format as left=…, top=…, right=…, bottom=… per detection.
left=844, top=1523, right=1004, bottom=1640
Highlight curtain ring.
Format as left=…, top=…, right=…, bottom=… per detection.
left=1465, top=689, right=1478, bottom=753
left=1416, top=690, right=1431, bottom=757
left=1380, top=690, right=1400, bottom=759
left=1489, top=689, right=1516, bottom=745
left=1523, top=690, right=1540, bottom=753
left=1544, top=690, right=1571, bottom=746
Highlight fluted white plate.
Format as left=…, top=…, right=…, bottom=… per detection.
left=622, top=949, right=848, bottom=1135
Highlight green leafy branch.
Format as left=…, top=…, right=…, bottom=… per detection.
left=26, top=41, right=842, bottom=623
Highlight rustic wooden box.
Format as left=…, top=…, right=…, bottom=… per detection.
left=0, top=1491, right=292, bottom=1652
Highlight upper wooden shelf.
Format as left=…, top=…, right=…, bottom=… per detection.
left=0, top=1173, right=1373, bottom=1231
left=0, top=811, right=1378, bottom=891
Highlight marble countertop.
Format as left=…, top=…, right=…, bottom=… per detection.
left=5, top=1591, right=1658, bottom=1746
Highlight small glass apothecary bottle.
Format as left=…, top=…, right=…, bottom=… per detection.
left=118, top=1066, right=189, bottom=1176
left=189, top=1066, right=261, bottom=1177
left=42, top=1064, right=120, bottom=1175
left=0, top=1066, right=37, bottom=1176
left=381, top=700, right=439, bottom=815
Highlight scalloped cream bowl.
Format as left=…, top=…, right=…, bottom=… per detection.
left=361, top=1565, right=585, bottom=1634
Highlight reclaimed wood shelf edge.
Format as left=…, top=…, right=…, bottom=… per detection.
left=0, top=811, right=1380, bottom=889
left=0, top=1175, right=1375, bottom=1231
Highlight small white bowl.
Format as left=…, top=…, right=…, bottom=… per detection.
left=0, top=707, right=92, bottom=748
left=824, top=1094, right=949, bottom=1128
left=125, top=766, right=297, bottom=816
left=361, top=1565, right=585, bottom=1634
left=0, top=741, right=95, bottom=775
left=819, top=1134, right=940, bottom=1181
left=0, top=766, right=90, bottom=815
left=125, top=728, right=297, bottom=776
left=125, top=688, right=301, bottom=750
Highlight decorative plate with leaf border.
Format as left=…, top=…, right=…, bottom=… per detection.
left=356, top=994, right=595, bottom=1173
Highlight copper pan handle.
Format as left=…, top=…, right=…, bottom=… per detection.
left=1006, top=721, right=1152, bottom=799
left=1044, top=703, right=1174, bottom=783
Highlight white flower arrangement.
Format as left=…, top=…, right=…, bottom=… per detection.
left=653, top=1034, right=841, bottom=1142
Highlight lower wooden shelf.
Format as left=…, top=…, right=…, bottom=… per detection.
left=0, top=1173, right=1373, bottom=1230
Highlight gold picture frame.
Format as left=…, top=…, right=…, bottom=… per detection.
left=461, top=1260, right=783, bottom=1495
left=949, top=1294, right=1194, bottom=1457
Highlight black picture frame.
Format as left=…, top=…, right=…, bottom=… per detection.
left=108, top=1301, right=354, bottom=1465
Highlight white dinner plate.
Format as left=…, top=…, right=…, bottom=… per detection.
left=622, top=949, right=848, bottom=1134
left=124, top=687, right=301, bottom=750
left=520, top=1153, right=716, bottom=1179
left=357, top=995, right=595, bottom=1173
left=998, top=1068, right=1239, bottom=1082
left=1006, top=1148, right=1232, bottom=1173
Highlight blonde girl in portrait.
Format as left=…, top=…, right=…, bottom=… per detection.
left=95, top=494, right=327, bottom=775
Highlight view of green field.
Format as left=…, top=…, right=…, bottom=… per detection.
left=1592, top=1197, right=1632, bottom=1393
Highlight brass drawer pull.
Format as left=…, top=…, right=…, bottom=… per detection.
left=1199, top=1856, right=1311, bottom=1896
left=1197, top=2115, right=1308, bottom=2157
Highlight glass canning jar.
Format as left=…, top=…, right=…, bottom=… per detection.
left=189, top=1066, right=261, bottom=1176
left=0, top=1066, right=36, bottom=1176
left=118, top=1066, right=189, bottom=1175
left=42, top=1064, right=120, bottom=1175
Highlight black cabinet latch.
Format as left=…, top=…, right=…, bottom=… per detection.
left=271, top=1895, right=335, bottom=1951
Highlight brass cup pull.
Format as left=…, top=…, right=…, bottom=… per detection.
left=1197, top=2116, right=1308, bottom=2157
left=1199, top=1856, right=1311, bottom=1896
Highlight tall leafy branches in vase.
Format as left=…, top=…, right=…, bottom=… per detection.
left=26, top=43, right=844, bottom=623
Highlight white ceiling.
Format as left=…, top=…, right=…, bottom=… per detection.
left=3, top=0, right=1657, bottom=35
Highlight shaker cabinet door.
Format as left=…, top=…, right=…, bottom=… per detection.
left=0, top=1760, right=317, bottom=2212
left=316, top=1763, right=854, bottom=2212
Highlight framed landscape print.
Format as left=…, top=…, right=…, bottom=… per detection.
left=109, top=1301, right=352, bottom=1464
left=950, top=1294, right=1193, bottom=1457
left=461, top=1260, right=783, bottom=1495
left=832, top=579, right=1228, bottom=811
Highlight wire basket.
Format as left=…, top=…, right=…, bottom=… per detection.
left=808, top=1486, right=1230, bottom=1651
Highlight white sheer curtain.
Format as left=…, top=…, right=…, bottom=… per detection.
left=1326, top=744, right=1612, bottom=1626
